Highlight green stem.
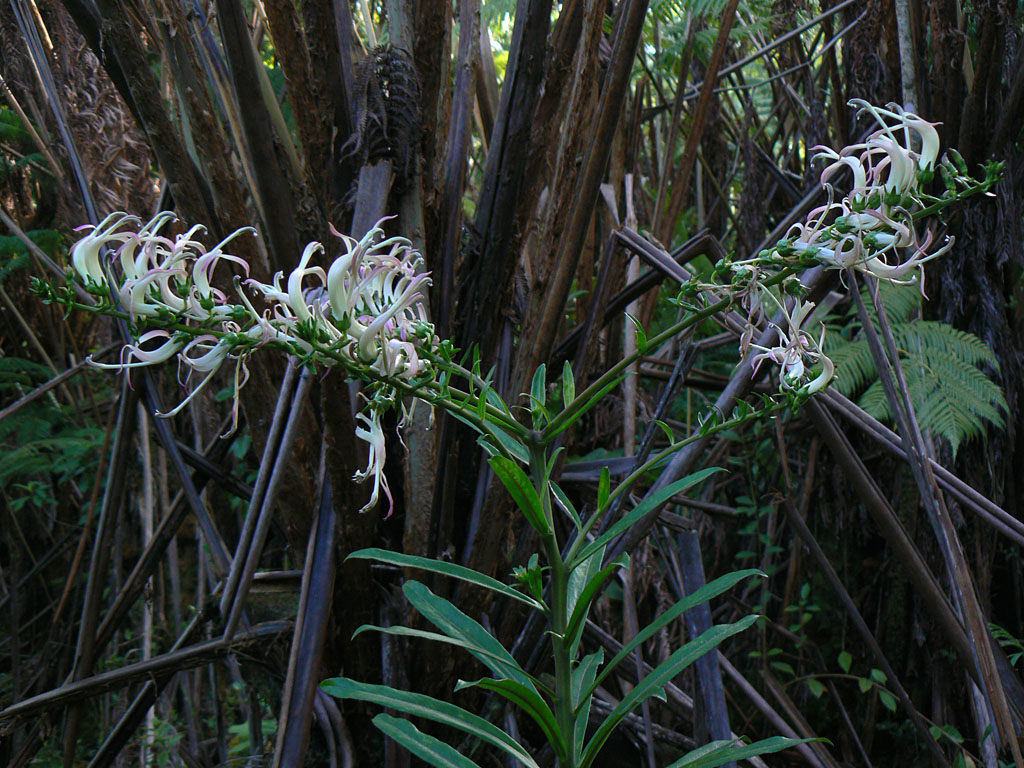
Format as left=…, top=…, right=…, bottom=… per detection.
left=562, top=397, right=787, bottom=565
left=542, top=267, right=798, bottom=443
left=530, top=440, right=575, bottom=766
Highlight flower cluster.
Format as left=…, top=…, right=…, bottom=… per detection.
left=794, top=100, right=951, bottom=286
left=682, top=99, right=989, bottom=395
left=64, top=212, right=437, bottom=515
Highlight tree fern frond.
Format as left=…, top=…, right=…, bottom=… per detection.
left=826, top=319, right=1006, bottom=458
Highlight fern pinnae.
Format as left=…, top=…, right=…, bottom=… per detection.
left=825, top=299, right=1007, bottom=456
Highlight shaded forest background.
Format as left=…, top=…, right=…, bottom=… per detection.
left=2, top=0, right=1024, bottom=765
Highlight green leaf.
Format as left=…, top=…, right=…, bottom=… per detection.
left=565, top=554, right=629, bottom=657
left=372, top=714, right=483, bottom=768
left=352, top=625, right=548, bottom=693
left=930, top=724, right=964, bottom=745
left=456, top=678, right=566, bottom=762
left=562, top=360, right=576, bottom=409
left=531, top=364, right=547, bottom=407
left=665, top=736, right=813, bottom=768
left=477, top=380, right=490, bottom=423
left=580, top=616, right=759, bottom=768
left=572, top=650, right=604, bottom=759
left=320, top=678, right=540, bottom=768
left=404, top=581, right=537, bottom=693
left=857, top=677, right=872, bottom=693
left=572, top=468, right=723, bottom=568
left=345, top=549, right=544, bottom=611
left=837, top=650, right=852, bottom=673
left=626, top=312, right=648, bottom=354
left=869, top=667, right=887, bottom=684
left=878, top=690, right=897, bottom=712
left=489, top=455, right=550, bottom=535
left=771, top=661, right=795, bottom=676
left=512, top=553, right=545, bottom=603
left=583, top=569, right=762, bottom=703
left=551, top=481, right=584, bottom=532
left=597, top=466, right=610, bottom=511
left=805, top=679, right=825, bottom=699
left=530, top=364, right=549, bottom=427
left=653, top=420, right=675, bottom=443
left=477, top=426, right=530, bottom=463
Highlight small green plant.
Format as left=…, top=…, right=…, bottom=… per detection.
left=0, top=357, right=107, bottom=512
left=990, top=623, right=1024, bottom=668
left=837, top=650, right=898, bottom=712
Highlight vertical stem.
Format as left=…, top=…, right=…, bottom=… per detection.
left=893, top=0, right=918, bottom=112
left=530, top=440, right=575, bottom=766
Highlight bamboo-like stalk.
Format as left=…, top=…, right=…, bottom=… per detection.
left=137, top=404, right=155, bottom=768
left=851, top=275, right=1023, bottom=765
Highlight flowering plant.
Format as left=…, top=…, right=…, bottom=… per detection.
left=48, top=215, right=443, bottom=513
left=36, top=101, right=997, bottom=767
left=677, top=99, right=998, bottom=396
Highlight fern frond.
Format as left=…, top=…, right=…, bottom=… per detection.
left=832, top=321, right=1006, bottom=458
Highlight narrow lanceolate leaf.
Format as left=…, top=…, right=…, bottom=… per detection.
left=456, top=677, right=567, bottom=763
left=585, top=570, right=762, bottom=699
left=626, top=312, right=647, bottom=353
left=597, top=466, right=610, bottom=511
left=478, top=425, right=531, bottom=463
left=320, top=678, right=540, bottom=768
left=562, top=359, right=575, bottom=409
left=565, top=555, right=629, bottom=657
left=580, top=616, right=759, bottom=768
left=530, top=363, right=549, bottom=428
left=665, top=736, right=813, bottom=768
left=404, top=581, right=537, bottom=693
left=489, top=455, right=550, bottom=535
left=477, top=380, right=490, bottom=422
left=551, top=480, right=584, bottom=531
left=567, top=545, right=607, bottom=626
left=352, top=625, right=549, bottom=693
left=572, top=649, right=604, bottom=759
left=372, top=714, right=483, bottom=768
left=572, top=468, right=723, bottom=567
left=346, top=548, right=544, bottom=610
left=531, top=363, right=547, bottom=408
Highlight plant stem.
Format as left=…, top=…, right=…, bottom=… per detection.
left=542, top=267, right=798, bottom=442
left=531, top=440, right=575, bottom=766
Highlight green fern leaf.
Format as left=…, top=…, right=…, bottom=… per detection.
left=826, top=307, right=1006, bottom=458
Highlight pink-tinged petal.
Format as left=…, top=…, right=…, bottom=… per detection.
left=353, top=410, right=393, bottom=516
left=801, top=355, right=835, bottom=395
left=90, top=330, right=184, bottom=371
left=71, top=212, right=139, bottom=286
left=180, top=336, right=232, bottom=372
left=286, top=242, right=326, bottom=323
left=193, top=249, right=251, bottom=299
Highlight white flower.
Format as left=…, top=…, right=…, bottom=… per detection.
left=354, top=410, right=393, bottom=516
left=749, top=299, right=834, bottom=393
left=71, top=213, right=440, bottom=512
left=89, top=329, right=185, bottom=372
left=71, top=212, right=140, bottom=288
left=286, top=242, right=327, bottom=324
